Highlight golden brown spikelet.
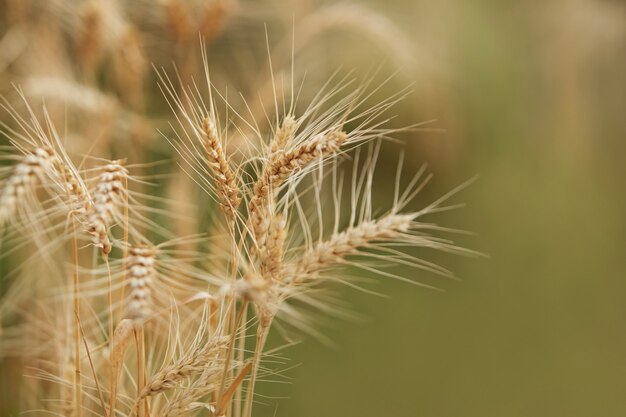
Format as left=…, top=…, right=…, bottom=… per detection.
left=269, top=114, right=297, bottom=155
left=52, top=155, right=90, bottom=217
left=124, top=245, right=155, bottom=323
left=292, top=213, right=414, bottom=281
left=0, top=148, right=55, bottom=228
left=201, top=115, right=241, bottom=221
left=259, top=213, right=286, bottom=281
left=249, top=129, right=347, bottom=251
left=85, top=160, right=128, bottom=255
left=140, top=336, right=228, bottom=399
left=51, top=154, right=115, bottom=254
left=268, top=129, right=347, bottom=185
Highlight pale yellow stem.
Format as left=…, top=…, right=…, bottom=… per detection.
left=71, top=219, right=83, bottom=417
left=243, top=323, right=271, bottom=417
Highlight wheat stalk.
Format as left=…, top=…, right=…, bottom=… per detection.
left=0, top=59, right=472, bottom=417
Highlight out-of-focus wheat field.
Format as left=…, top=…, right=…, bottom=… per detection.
left=1, top=0, right=626, bottom=416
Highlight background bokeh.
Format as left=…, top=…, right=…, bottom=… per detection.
left=1, top=0, right=626, bottom=416
left=259, top=1, right=626, bottom=416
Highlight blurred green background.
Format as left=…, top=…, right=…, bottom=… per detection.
left=257, top=1, right=626, bottom=416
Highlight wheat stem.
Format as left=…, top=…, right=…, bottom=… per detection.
left=71, top=219, right=83, bottom=417
left=243, top=322, right=271, bottom=417
left=104, top=255, right=113, bottom=344
left=219, top=362, right=252, bottom=414
left=75, top=312, right=108, bottom=417
left=233, top=306, right=248, bottom=417
left=135, top=327, right=146, bottom=417
left=216, top=300, right=248, bottom=414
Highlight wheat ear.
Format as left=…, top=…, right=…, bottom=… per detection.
left=291, top=213, right=414, bottom=282
left=109, top=318, right=134, bottom=415
left=120, top=245, right=155, bottom=417
left=0, top=147, right=54, bottom=228
left=249, top=129, right=347, bottom=250
left=201, top=115, right=241, bottom=221
left=140, top=337, right=228, bottom=399
left=86, top=160, right=128, bottom=255
left=269, top=114, right=297, bottom=155
left=124, top=246, right=155, bottom=323
left=256, top=115, right=296, bottom=277
left=259, top=213, right=287, bottom=280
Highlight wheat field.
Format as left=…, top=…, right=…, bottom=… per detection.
left=3, top=1, right=625, bottom=416
left=0, top=1, right=476, bottom=416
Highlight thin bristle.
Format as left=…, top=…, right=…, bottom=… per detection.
left=52, top=154, right=90, bottom=217
left=268, top=129, right=347, bottom=188
left=52, top=153, right=116, bottom=254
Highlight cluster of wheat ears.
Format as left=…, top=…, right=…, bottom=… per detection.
left=0, top=1, right=474, bottom=417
